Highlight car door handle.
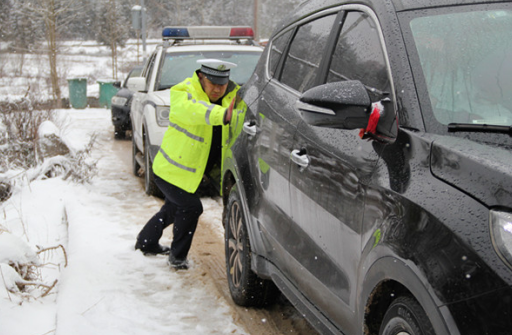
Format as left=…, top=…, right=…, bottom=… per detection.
left=243, top=121, right=257, bottom=136
left=291, top=149, right=310, bottom=168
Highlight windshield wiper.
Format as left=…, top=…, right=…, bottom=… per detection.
left=448, top=123, right=512, bottom=135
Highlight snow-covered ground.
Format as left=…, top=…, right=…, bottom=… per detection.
left=0, top=108, right=245, bottom=335
left=0, top=42, right=248, bottom=334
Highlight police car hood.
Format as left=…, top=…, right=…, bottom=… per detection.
left=431, top=136, right=512, bottom=207
left=151, top=89, right=170, bottom=106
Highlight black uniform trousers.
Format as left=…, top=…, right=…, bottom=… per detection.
left=136, top=175, right=203, bottom=260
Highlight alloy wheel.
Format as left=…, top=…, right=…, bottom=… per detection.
left=227, top=201, right=243, bottom=288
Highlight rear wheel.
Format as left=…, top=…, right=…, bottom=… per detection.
left=379, top=296, right=435, bottom=335
left=143, top=131, right=160, bottom=196
left=224, top=186, right=278, bottom=307
left=114, top=125, right=125, bottom=140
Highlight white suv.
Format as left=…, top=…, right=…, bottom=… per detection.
left=128, top=26, right=263, bottom=196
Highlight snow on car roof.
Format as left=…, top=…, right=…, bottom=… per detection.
left=165, top=43, right=263, bottom=54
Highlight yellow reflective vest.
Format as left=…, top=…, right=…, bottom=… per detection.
left=152, top=71, right=239, bottom=193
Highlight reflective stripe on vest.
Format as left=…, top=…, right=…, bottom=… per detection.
left=200, top=101, right=215, bottom=125
left=169, top=122, right=204, bottom=143
left=158, top=147, right=196, bottom=173
left=188, top=96, right=216, bottom=126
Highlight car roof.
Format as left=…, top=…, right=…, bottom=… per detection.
left=393, top=0, right=511, bottom=11
left=276, top=0, right=510, bottom=33
left=164, top=43, right=263, bottom=54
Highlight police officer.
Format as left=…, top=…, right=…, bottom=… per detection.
left=135, top=59, right=238, bottom=270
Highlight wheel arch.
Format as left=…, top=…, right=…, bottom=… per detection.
left=141, top=120, right=158, bottom=162
left=222, top=162, right=269, bottom=276
left=361, top=256, right=457, bottom=335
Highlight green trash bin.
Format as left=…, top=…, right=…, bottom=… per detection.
left=67, top=78, right=88, bottom=109
left=97, top=79, right=119, bottom=109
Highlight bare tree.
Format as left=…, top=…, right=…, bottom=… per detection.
left=96, top=0, right=131, bottom=80
left=0, top=0, right=41, bottom=75
left=21, top=0, right=82, bottom=107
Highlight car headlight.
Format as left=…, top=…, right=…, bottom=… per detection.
left=156, top=106, right=170, bottom=127
left=111, top=96, right=128, bottom=106
left=490, top=210, right=512, bottom=268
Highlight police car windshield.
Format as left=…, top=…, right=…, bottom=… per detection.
left=156, top=51, right=261, bottom=90
left=410, top=6, right=512, bottom=127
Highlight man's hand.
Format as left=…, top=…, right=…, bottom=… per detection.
left=224, top=97, right=236, bottom=125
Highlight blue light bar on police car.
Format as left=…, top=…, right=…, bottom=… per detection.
left=162, top=27, right=189, bottom=38
left=162, top=26, right=254, bottom=40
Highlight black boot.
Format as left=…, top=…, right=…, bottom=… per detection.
left=168, top=253, right=189, bottom=270
left=135, top=241, right=170, bottom=255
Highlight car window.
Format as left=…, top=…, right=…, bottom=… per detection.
left=144, top=53, right=157, bottom=92
left=268, top=30, right=293, bottom=78
left=122, top=66, right=143, bottom=88
left=131, top=66, right=143, bottom=78
left=410, top=9, right=512, bottom=126
left=327, top=11, right=390, bottom=100
left=281, top=14, right=337, bottom=93
left=157, top=51, right=261, bottom=90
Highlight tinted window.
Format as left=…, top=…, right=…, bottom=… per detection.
left=327, top=11, right=390, bottom=98
left=281, top=14, right=337, bottom=92
left=411, top=9, right=512, bottom=126
left=269, top=30, right=293, bottom=78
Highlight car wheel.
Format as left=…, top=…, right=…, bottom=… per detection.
left=224, top=185, right=278, bottom=307
left=114, top=125, right=125, bottom=140
left=132, top=135, right=140, bottom=177
left=143, top=131, right=160, bottom=196
left=379, top=296, right=435, bottom=335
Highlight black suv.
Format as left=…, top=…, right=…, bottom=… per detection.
left=221, top=1, right=512, bottom=334
left=110, top=65, right=143, bottom=139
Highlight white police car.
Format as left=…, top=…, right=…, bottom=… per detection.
left=128, top=26, right=263, bottom=196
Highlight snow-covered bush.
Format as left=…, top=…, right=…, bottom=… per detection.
left=0, top=101, right=95, bottom=302
left=0, top=227, right=66, bottom=303
left=0, top=98, right=53, bottom=172
left=0, top=102, right=98, bottom=202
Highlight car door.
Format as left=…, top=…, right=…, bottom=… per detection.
left=242, top=29, right=299, bottom=263
left=245, top=12, right=340, bottom=267
left=131, top=51, right=158, bottom=151
left=288, top=9, right=396, bottom=328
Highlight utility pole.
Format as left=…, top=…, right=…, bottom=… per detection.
left=141, top=0, right=147, bottom=62
left=253, top=0, right=259, bottom=41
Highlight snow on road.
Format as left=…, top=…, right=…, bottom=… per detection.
left=1, top=108, right=245, bottom=335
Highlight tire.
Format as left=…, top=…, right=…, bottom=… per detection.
left=379, top=296, right=435, bottom=335
left=114, top=125, right=125, bottom=140
left=132, top=135, right=140, bottom=177
left=143, top=131, right=161, bottom=197
left=224, top=186, right=278, bottom=307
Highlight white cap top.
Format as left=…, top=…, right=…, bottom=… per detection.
left=197, top=59, right=237, bottom=85
left=197, top=59, right=237, bottom=71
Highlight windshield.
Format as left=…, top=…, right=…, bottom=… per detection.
left=156, top=50, right=261, bottom=90
left=410, top=7, right=512, bottom=126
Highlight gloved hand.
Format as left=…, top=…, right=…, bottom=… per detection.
left=224, top=97, right=236, bottom=125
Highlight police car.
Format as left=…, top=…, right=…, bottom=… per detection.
left=128, top=26, right=263, bottom=196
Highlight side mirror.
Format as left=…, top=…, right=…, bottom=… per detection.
left=296, top=80, right=397, bottom=139
left=126, top=77, right=146, bottom=92
left=113, top=81, right=121, bottom=89
left=296, top=80, right=371, bottom=129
